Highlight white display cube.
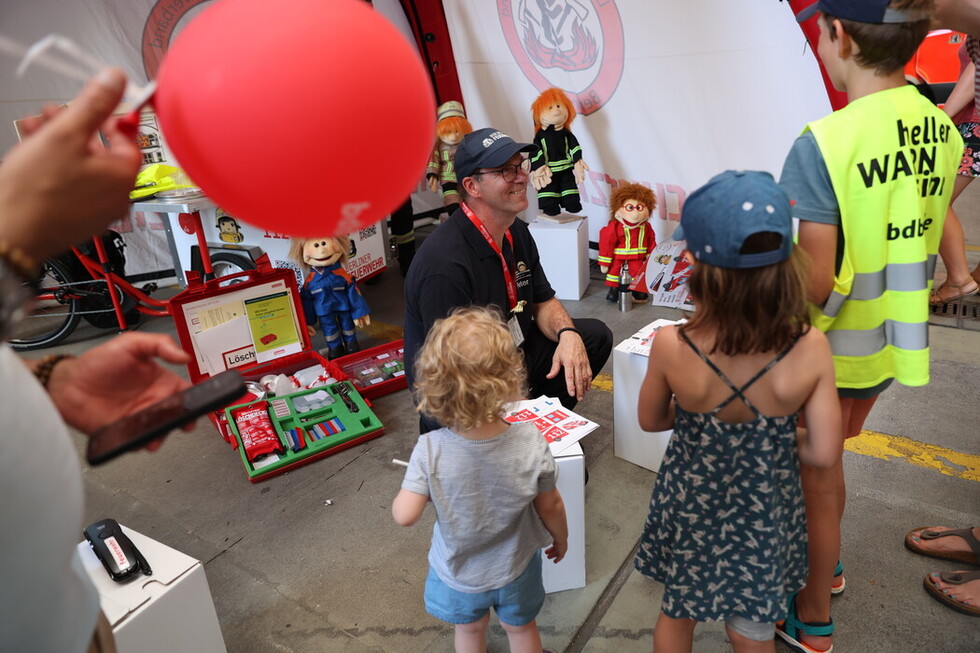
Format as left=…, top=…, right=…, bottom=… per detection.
left=542, top=441, right=586, bottom=593
left=77, top=525, right=226, bottom=653
left=612, top=340, right=672, bottom=472
left=527, top=215, right=589, bottom=300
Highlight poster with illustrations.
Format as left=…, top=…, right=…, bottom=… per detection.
left=643, top=239, right=694, bottom=310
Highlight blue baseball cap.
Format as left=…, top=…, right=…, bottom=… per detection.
left=673, top=170, right=793, bottom=269
left=453, top=128, right=536, bottom=182
left=796, top=0, right=931, bottom=24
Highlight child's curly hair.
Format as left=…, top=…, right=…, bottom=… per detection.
left=609, top=183, right=656, bottom=222
left=531, top=87, right=577, bottom=132
left=413, top=306, right=527, bottom=432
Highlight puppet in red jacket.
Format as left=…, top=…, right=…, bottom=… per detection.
left=598, top=183, right=656, bottom=303
left=289, top=235, right=371, bottom=359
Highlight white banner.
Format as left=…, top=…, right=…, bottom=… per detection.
left=442, top=0, right=832, bottom=248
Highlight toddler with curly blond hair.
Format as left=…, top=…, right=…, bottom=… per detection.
left=392, top=306, right=567, bottom=653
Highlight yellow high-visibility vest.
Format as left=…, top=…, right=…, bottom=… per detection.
left=806, top=85, right=962, bottom=388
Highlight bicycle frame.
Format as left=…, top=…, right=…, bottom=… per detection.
left=28, top=237, right=172, bottom=331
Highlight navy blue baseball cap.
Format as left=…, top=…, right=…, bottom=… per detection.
left=453, top=128, right=536, bottom=182
left=673, top=170, right=793, bottom=269
left=796, top=0, right=931, bottom=24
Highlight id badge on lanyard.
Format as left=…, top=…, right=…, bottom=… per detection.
left=462, top=202, right=527, bottom=347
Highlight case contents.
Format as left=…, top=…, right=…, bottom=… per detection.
left=231, top=402, right=284, bottom=462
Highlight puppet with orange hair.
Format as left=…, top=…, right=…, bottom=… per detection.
left=289, top=235, right=371, bottom=359
left=598, top=183, right=656, bottom=303
left=426, top=101, right=473, bottom=211
left=529, top=87, right=589, bottom=216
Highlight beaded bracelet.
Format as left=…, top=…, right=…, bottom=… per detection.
left=33, top=353, right=73, bottom=389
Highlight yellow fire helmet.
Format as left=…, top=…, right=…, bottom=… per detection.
left=129, top=164, right=196, bottom=200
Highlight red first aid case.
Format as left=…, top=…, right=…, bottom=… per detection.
left=168, top=256, right=384, bottom=482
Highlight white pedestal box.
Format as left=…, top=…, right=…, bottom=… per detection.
left=77, top=525, right=226, bottom=653
left=527, top=215, right=589, bottom=301
left=612, top=340, right=673, bottom=472
left=542, top=441, right=586, bottom=593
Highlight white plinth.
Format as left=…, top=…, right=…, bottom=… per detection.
left=612, top=341, right=672, bottom=472
left=78, top=525, right=226, bottom=653
left=527, top=215, right=589, bottom=301
left=542, top=441, right=586, bottom=593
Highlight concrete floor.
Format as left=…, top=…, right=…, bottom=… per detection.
left=31, top=183, right=980, bottom=652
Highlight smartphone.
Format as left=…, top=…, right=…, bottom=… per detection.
left=86, top=370, right=246, bottom=465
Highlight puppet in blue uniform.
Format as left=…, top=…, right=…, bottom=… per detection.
left=289, top=235, right=371, bottom=359
left=529, top=87, right=589, bottom=216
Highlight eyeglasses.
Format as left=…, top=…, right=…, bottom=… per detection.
left=473, top=157, right=531, bottom=183
left=622, top=203, right=646, bottom=212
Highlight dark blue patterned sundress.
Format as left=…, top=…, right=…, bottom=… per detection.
left=634, top=332, right=808, bottom=625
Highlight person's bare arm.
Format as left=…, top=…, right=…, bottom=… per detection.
left=533, top=487, right=568, bottom=563
left=798, top=331, right=843, bottom=468
left=943, top=62, right=976, bottom=120
left=797, top=221, right=838, bottom=306
left=637, top=327, right=676, bottom=432
left=391, top=489, right=428, bottom=526
left=933, top=0, right=980, bottom=35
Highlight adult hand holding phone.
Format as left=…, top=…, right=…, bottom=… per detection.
left=44, top=332, right=193, bottom=438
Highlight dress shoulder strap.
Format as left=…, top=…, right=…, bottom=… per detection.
left=680, top=330, right=801, bottom=417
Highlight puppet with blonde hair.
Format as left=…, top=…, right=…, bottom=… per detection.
left=529, top=87, right=589, bottom=216
left=426, top=101, right=473, bottom=212
left=288, top=235, right=371, bottom=359
left=598, top=183, right=657, bottom=303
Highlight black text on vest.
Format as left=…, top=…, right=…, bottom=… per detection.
left=887, top=217, right=932, bottom=241
left=855, top=118, right=953, bottom=194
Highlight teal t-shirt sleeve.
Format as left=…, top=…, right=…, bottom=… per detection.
left=779, top=131, right=840, bottom=226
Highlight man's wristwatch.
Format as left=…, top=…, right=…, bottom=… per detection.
left=0, top=253, right=37, bottom=342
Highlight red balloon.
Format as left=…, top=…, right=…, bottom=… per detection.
left=155, top=0, right=435, bottom=238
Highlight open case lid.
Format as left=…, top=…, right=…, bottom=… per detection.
left=168, top=255, right=312, bottom=383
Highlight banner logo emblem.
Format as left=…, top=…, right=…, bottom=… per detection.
left=498, top=0, right=624, bottom=115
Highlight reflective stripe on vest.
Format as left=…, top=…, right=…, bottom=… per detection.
left=821, top=257, right=937, bottom=318
left=806, top=85, right=962, bottom=388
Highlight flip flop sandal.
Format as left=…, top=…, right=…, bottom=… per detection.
left=904, top=527, right=980, bottom=566
left=923, top=570, right=980, bottom=617
left=929, top=279, right=980, bottom=305
left=831, top=560, right=845, bottom=596
left=775, top=593, right=834, bottom=653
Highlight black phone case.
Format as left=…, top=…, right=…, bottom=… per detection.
left=84, top=518, right=151, bottom=582
left=86, top=369, right=245, bottom=465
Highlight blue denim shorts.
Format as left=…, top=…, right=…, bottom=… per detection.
left=424, top=552, right=544, bottom=626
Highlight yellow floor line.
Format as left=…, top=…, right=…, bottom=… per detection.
left=846, top=430, right=980, bottom=482
left=590, top=375, right=978, bottom=482
left=592, top=372, right=614, bottom=393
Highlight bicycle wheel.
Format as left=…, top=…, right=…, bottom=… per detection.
left=9, top=257, right=81, bottom=351
left=210, top=252, right=255, bottom=286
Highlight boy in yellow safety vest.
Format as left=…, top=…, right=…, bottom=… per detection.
left=778, top=1, right=962, bottom=652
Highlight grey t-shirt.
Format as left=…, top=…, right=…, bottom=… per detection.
left=402, top=421, right=556, bottom=592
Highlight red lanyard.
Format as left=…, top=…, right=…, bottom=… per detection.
left=461, top=202, right=518, bottom=311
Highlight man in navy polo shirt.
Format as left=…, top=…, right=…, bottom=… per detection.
left=404, top=127, right=612, bottom=433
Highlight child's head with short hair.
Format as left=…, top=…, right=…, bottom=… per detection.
left=674, top=170, right=810, bottom=356
left=414, top=306, right=527, bottom=432
left=798, top=0, right=933, bottom=75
